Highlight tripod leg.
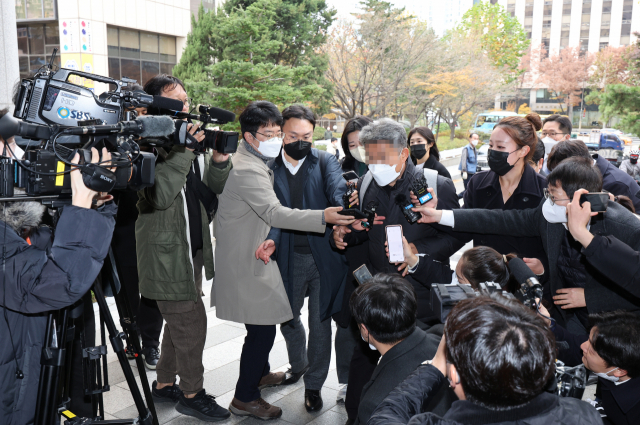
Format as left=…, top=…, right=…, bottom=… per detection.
left=105, top=248, right=159, bottom=425
left=92, top=281, right=153, bottom=425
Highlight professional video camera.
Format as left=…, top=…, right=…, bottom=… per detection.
left=0, top=49, right=181, bottom=202
left=506, top=256, right=544, bottom=310
left=156, top=105, right=239, bottom=154
left=554, top=360, right=588, bottom=399
left=430, top=281, right=508, bottom=323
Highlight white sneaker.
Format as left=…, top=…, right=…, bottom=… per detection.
left=336, top=383, right=348, bottom=404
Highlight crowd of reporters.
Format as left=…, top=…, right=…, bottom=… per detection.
left=1, top=72, right=639, bottom=425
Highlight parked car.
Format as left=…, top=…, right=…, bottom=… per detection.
left=476, top=143, right=489, bottom=171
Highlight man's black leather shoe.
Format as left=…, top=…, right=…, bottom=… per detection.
left=304, top=389, right=323, bottom=412
left=283, top=365, right=309, bottom=385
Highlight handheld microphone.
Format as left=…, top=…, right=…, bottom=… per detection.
left=507, top=257, right=544, bottom=309
left=396, top=193, right=420, bottom=224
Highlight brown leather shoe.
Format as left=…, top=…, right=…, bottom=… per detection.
left=229, top=397, right=283, bottom=420
left=258, top=371, right=285, bottom=388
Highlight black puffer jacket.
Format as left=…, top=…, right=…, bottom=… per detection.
left=0, top=202, right=116, bottom=425
left=368, top=364, right=603, bottom=425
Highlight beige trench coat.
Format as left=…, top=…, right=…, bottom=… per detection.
left=212, top=141, right=326, bottom=325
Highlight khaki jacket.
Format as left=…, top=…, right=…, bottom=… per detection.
left=213, top=141, right=326, bottom=325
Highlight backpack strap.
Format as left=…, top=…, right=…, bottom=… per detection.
left=318, top=149, right=328, bottom=176
left=423, top=168, right=438, bottom=198
left=358, top=171, right=374, bottom=211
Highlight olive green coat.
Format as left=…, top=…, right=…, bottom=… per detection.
left=212, top=141, right=326, bottom=325
left=136, top=146, right=231, bottom=302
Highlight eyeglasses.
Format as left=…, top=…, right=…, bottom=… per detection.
left=543, top=188, right=570, bottom=205
left=284, top=133, right=313, bottom=143
left=540, top=131, right=567, bottom=138
left=254, top=130, right=284, bottom=140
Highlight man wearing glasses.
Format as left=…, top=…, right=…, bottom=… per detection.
left=540, top=114, right=572, bottom=173
left=261, top=105, right=350, bottom=412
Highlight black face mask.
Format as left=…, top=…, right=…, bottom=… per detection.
left=631, top=158, right=638, bottom=164
left=411, top=145, right=427, bottom=160
left=283, top=140, right=312, bottom=161
left=488, top=149, right=518, bottom=176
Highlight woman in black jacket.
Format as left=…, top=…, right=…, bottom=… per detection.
left=408, top=127, right=451, bottom=179
left=340, top=115, right=373, bottom=177
left=458, top=113, right=549, bottom=295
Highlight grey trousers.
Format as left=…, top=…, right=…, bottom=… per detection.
left=156, top=249, right=206, bottom=395
left=280, top=253, right=332, bottom=390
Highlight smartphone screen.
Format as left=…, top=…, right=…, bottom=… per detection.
left=386, top=225, right=404, bottom=263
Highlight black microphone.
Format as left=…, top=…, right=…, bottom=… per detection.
left=198, top=105, right=236, bottom=124
left=62, top=120, right=145, bottom=135
left=0, top=113, right=51, bottom=140
left=126, top=90, right=184, bottom=112
left=507, top=257, right=544, bottom=308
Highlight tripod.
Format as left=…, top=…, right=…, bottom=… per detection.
left=34, top=247, right=159, bottom=425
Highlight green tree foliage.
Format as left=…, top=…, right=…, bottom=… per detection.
left=454, top=1, right=529, bottom=82
left=173, top=0, right=335, bottom=129
left=599, top=84, right=640, bottom=136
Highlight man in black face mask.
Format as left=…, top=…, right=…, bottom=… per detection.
left=261, top=105, right=349, bottom=411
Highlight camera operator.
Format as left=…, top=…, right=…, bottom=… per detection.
left=536, top=307, right=640, bottom=425
left=213, top=101, right=356, bottom=420
left=369, top=295, right=603, bottom=425
left=0, top=148, right=116, bottom=425
left=412, top=157, right=640, bottom=335
left=348, top=274, right=453, bottom=425
left=136, top=74, right=232, bottom=421
left=547, top=139, right=640, bottom=212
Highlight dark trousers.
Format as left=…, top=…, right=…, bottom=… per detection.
left=345, top=339, right=380, bottom=421
left=119, top=265, right=163, bottom=348
left=335, top=318, right=361, bottom=384
left=235, top=324, right=276, bottom=403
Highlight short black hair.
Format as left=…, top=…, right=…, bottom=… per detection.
left=543, top=114, right=572, bottom=134
left=350, top=274, right=417, bottom=344
left=547, top=156, right=602, bottom=199
left=531, top=136, right=545, bottom=164
left=460, top=247, right=517, bottom=293
left=341, top=115, right=373, bottom=161
left=331, top=137, right=338, bottom=142
left=547, top=139, right=591, bottom=171
left=469, top=132, right=479, bottom=139
left=239, top=101, right=283, bottom=138
left=590, top=311, right=640, bottom=378
left=143, top=74, right=185, bottom=96
left=281, top=104, right=315, bottom=129
left=445, top=294, right=555, bottom=410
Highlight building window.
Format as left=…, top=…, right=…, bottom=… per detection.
left=580, top=0, right=592, bottom=49
left=107, top=26, right=177, bottom=85
left=600, top=1, right=612, bottom=49
left=17, top=23, right=60, bottom=79
left=525, top=1, right=534, bottom=18
left=621, top=0, right=633, bottom=45
left=15, top=0, right=56, bottom=20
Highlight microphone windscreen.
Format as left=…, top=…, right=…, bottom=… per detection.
left=139, top=115, right=176, bottom=138
left=206, top=106, right=236, bottom=123
left=507, top=257, right=536, bottom=285
left=152, top=96, right=184, bottom=112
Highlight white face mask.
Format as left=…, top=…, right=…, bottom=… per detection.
left=541, top=136, right=559, bottom=145
left=595, top=367, right=620, bottom=383
left=471, top=140, right=478, bottom=146
left=369, top=162, right=404, bottom=187
left=542, top=198, right=568, bottom=224
left=361, top=334, right=377, bottom=351
left=350, top=146, right=366, bottom=163
left=451, top=270, right=461, bottom=285
left=257, top=136, right=283, bottom=158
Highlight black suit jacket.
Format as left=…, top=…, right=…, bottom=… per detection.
left=599, top=377, right=640, bottom=425
left=453, top=201, right=640, bottom=325
left=354, top=327, right=454, bottom=424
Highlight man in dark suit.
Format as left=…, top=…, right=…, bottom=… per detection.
left=348, top=274, right=454, bottom=425
left=412, top=157, right=640, bottom=334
